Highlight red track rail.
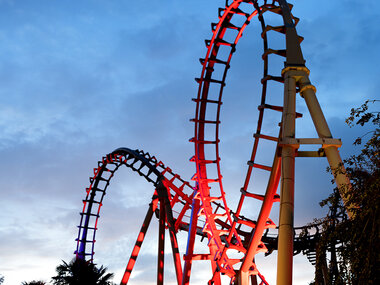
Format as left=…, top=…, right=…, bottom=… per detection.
left=73, top=1, right=311, bottom=284
left=191, top=0, right=302, bottom=283
left=75, top=147, right=236, bottom=284
left=75, top=148, right=195, bottom=264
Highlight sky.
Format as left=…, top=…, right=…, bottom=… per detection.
left=0, top=0, right=379, bottom=284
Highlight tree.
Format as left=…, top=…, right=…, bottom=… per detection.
left=21, top=281, right=46, bottom=285
left=0, top=275, right=4, bottom=285
left=311, top=100, right=379, bottom=284
left=51, top=258, right=115, bottom=285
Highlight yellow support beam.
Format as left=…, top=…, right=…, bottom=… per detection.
left=298, top=75, right=353, bottom=218
left=276, top=69, right=297, bottom=285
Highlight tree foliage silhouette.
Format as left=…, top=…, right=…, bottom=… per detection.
left=21, top=281, right=46, bottom=285
left=311, top=100, right=379, bottom=284
left=51, top=258, right=114, bottom=285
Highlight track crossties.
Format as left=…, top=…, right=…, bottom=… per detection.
left=75, top=148, right=195, bottom=262
left=191, top=0, right=302, bottom=282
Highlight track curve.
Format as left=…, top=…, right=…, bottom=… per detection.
left=72, top=1, right=337, bottom=284
left=75, top=147, right=195, bottom=263
left=191, top=0, right=303, bottom=283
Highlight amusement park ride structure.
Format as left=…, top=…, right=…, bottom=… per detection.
left=74, top=1, right=351, bottom=284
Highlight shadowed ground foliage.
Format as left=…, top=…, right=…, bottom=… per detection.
left=51, top=258, right=115, bottom=285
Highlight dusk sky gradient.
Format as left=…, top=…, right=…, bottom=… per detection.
left=0, top=0, right=379, bottom=284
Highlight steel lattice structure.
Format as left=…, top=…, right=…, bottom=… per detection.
left=74, top=1, right=351, bottom=284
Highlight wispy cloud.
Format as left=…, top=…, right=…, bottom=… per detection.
left=0, top=0, right=375, bottom=284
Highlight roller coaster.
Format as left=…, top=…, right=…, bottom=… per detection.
left=74, top=1, right=350, bottom=284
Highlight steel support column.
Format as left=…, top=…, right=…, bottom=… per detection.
left=209, top=238, right=221, bottom=285
left=168, top=227, right=183, bottom=285
left=157, top=199, right=166, bottom=285
left=121, top=203, right=154, bottom=285
left=182, top=199, right=200, bottom=285
left=160, top=181, right=183, bottom=285
left=277, top=72, right=297, bottom=285
left=298, top=75, right=353, bottom=218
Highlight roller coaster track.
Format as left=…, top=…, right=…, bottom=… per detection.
left=75, top=147, right=196, bottom=284
left=189, top=0, right=349, bottom=284
left=72, top=146, right=325, bottom=283
left=74, top=147, right=324, bottom=285
left=190, top=0, right=301, bottom=283
left=74, top=0, right=351, bottom=284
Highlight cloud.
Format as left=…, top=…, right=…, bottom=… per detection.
left=295, top=0, right=380, bottom=116
left=0, top=1, right=376, bottom=284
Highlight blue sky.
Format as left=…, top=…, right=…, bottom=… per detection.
left=0, top=0, right=379, bottom=284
